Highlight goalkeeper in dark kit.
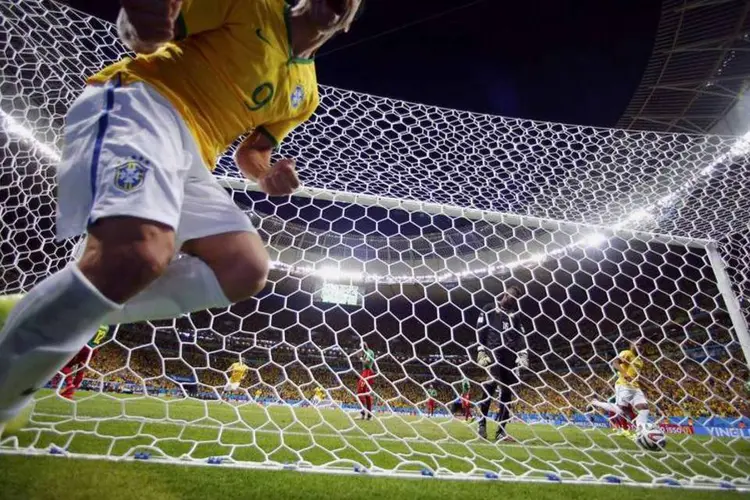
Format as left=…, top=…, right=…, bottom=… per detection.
left=475, top=286, right=529, bottom=443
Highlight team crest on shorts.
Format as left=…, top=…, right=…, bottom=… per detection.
left=113, top=157, right=149, bottom=193
left=291, top=85, right=304, bottom=109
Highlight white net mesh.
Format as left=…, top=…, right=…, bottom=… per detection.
left=2, top=0, right=750, bottom=490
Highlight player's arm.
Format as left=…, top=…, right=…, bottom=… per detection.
left=118, top=0, right=234, bottom=54
left=118, top=0, right=182, bottom=54
left=236, top=94, right=318, bottom=194
left=513, top=313, right=530, bottom=369
left=475, top=307, right=492, bottom=367
left=234, top=131, right=300, bottom=196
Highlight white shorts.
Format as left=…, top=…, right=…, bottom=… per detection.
left=224, top=381, right=241, bottom=391
left=56, top=79, right=254, bottom=245
left=615, top=385, right=647, bottom=407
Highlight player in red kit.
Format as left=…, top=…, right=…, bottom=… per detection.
left=590, top=395, right=637, bottom=438
left=57, top=325, right=111, bottom=399
left=450, top=378, right=474, bottom=421
left=460, top=378, right=473, bottom=421
left=357, top=342, right=376, bottom=420
left=427, top=384, right=438, bottom=417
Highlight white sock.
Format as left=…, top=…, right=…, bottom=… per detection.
left=0, top=264, right=121, bottom=421
left=591, top=401, right=621, bottom=414
left=104, top=254, right=230, bottom=325
left=636, top=409, right=649, bottom=427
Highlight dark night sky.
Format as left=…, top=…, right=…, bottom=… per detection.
left=67, top=0, right=661, bottom=127
left=316, top=0, right=661, bottom=126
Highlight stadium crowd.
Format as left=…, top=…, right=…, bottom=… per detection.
left=71, top=333, right=750, bottom=420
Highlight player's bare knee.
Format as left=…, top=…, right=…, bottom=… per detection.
left=222, top=251, right=269, bottom=302
left=182, top=231, right=269, bottom=303
left=79, top=217, right=175, bottom=302
left=124, top=238, right=174, bottom=283
left=83, top=240, right=173, bottom=302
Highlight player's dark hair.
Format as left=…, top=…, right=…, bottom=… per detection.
left=506, top=285, right=522, bottom=297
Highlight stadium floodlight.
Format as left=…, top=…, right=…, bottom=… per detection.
left=578, top=233, right=608, bottom=248
left=0, top=109, right=61, bottom=162
left=619, top=209, right=653, bottom=227
left=729, top=130, right=750, bottom=158
left=2, top=109, right=749, bottom=283
left=2, top=0, right=750, bottom=491
left=317, top=266, right=342, bottom=282
left=316, top=266, right=364, bottom=283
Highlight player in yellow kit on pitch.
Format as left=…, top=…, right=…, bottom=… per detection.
left=0, top=0, right=364, bottom=435
left=312, top=385, right=326, bottom=406
left=222, top=358, right=250, bottom=401
left=611, top=338, right=651, bottom=434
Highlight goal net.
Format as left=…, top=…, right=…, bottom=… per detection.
left=2, top=0, right=750, bottom=491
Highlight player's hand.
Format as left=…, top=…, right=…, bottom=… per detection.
left=120, top=0, right=182, bottom=53
left=257, top=159, right=300, bottom=196
left=477, top=348, right=492, bottom=367
left=341, top=0, right=363, bottom=32
left=516, top=350, right=529, bottom=370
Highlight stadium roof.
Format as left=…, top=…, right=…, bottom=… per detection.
left=617, top=0, right=750, bottom=134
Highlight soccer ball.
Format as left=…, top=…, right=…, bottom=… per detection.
left=635, top=424, right=666, bottom=451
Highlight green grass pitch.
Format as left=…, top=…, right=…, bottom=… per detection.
left=1, top=390, right=749, bottom=499
left=1, top=455, right=748, bottom=500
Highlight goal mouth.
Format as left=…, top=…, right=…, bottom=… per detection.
left=1, top=0, right=750, bottom=492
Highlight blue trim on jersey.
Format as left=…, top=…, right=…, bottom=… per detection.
left=88, top=76, right=120, bottom=225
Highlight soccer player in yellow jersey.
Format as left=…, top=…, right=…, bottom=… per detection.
left=312, top=386, right=324, bottom=405
left=612, top=338, right=650, bottom=432
left=0, top=0, right=363, bottom=435
left=223, top=359, right=250, bottom=400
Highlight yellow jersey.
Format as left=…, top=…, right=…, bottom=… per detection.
left=228, top=362, right=249, bottom=383
left=88, top=325, right=110, bottom=348
left=615, top=349, right=643, bottom=389
left=89, top=0, right=319, bottom=168
left=314, top=388, right=325, bottom=399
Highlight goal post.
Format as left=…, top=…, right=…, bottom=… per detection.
left=2, top=0, right=750, bottom=492
left=706, top=243, right=750, bottom=371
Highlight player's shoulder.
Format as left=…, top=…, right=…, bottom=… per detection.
left=236, top=0, right=279, bottom=16
left=222, top=0, right=283, bottom=30
left=481, top=302, right=494, bottom=312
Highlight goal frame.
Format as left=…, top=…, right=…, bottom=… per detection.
left=1, top=0, right=749, bottom=486
left=1, top=119, right=749, bottom=492
left=221, top=176, right=750, bottom=368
